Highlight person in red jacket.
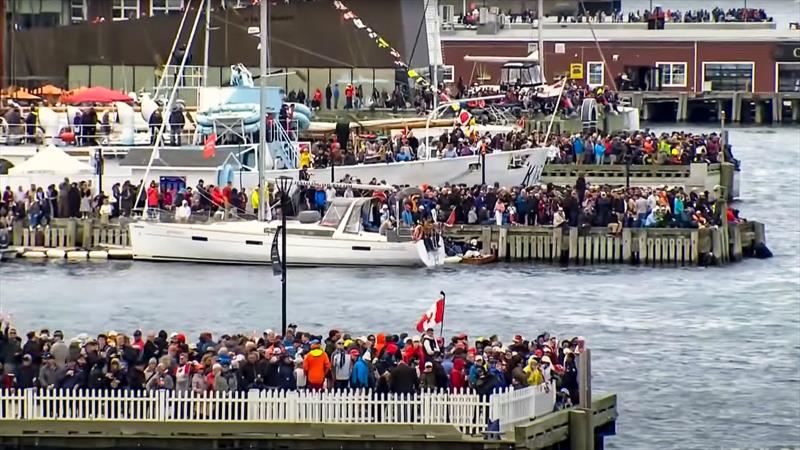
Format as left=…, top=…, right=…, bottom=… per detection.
left=403, top=336, right=426, bottom=373
left=146, top=181, right=159, bottom=208
left=450, top=357, right=467, bottom=391
left=344, top=84, right=354, bottom=110
left=312, top=89, right=323, bottom=111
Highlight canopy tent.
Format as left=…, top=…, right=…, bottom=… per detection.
left=8, top=145, right=94, bottom=175
left=64, top=86, right=133, bottom=104
left=35, top=84, right=64, bottom=96
left=1, top=87, right=40, bottom=100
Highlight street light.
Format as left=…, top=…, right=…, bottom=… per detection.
left=276, top=175, right=293, bottom=335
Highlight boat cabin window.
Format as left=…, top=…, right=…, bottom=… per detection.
left=501, top=63, right=544, bottom=87
left=343, top=204, right=362, bottom=234
left=320, top=203, right=349, bottom=228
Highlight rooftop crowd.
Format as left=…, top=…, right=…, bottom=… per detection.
left=468, top=6, right=772, bottom=25
left=0, top=315, right=579, bottom=408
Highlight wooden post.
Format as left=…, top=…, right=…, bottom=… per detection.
left=572, top=347, right=594, bottom=450
left=753, top=221, right=766, bottom=247
left=622, top=228, right=632, bottom=264
left=568, top=227, right=578, bottom=264
left=498, top=226, right=508, bottom=260
left=711, top=228, right=723, bottom=265
left=690, top=230, right=700, bottom=265
left=65, top=219, right=78, bottom=248
left=81, top=219, right=93, bottom=249
left=772, top=94, right=782, bottom=123
left=569, top=409, right=594, bottom=450
left=481, top=226, right=492, bottom=256
left=638, top=230, right=648, bottom=265
left=729, top=224, right=743, bottom=262
left=553, top=226, right=563, bottom=262
left=12, top=220, right=23, bottom=246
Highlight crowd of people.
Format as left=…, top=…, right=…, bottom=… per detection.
left=0, top=177, right=277, bottom=230
left=384, top=180, right=740, bottom=233
left=462, top=6, right=772, bottom=25
left=298, top=122, right=732, bottom=170
left=0, top=315, right=581, bottom=409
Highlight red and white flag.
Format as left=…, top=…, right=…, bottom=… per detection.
left=203, top=133, right=217, bottom=160
left=416, top=294, right=445, bottom=333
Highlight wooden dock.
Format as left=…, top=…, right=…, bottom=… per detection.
left=620, top=91, right=800, bottom=123
left=445, top=221, right=765, bottom=266
left=6, top=218, right=765, bottom=266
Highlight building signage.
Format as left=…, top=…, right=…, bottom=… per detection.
left=774, top=43, right=800, bottom=62
left=570, top=63, right=584, bottom=79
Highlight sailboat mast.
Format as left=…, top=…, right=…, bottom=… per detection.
left=537, top=0, right=545, bottom=78
left=203, top=0, right=210, bottom=87
left=257, top=0, right=268, bottom=222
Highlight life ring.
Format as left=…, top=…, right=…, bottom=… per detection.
left=477, top=99, right=486, bottom=108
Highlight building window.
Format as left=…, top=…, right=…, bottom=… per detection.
left=703, top=63, right=754, bottom=92
left=587, top=62, right=604, bottom=87
left=113, top=0, right=140, bottom=21
left=777, top=63, right=800, bottom=93
left=70, top=0, right=87, bottom=24
left=152, top=0, right=185, bottom=16
left=656, top=62, right=687, bottom=87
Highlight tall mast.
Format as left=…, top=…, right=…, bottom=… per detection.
left=203, top=0, right=211, bottom=87
left=257, top=0, right=268, bottom=222
left=537, top=0, right=545, bottom=78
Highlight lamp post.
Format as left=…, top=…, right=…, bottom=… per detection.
left=276, top=175, right=293, bottom=335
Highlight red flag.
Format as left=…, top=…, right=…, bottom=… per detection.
left=416, top=297, right=445, bottom=333
left=203, top=133, right=217, bottom=159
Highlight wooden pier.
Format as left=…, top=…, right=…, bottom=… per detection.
left=620, top=91, right=800, bottom=123
left=445, top=221, right=765, bottom=266
left=6, top=217, right=765, bottom=267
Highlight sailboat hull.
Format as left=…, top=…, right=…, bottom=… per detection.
left=129, top=220, right=432, bottom=267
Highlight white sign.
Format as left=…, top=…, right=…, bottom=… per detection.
left=441, top=65, right=455, bottom=83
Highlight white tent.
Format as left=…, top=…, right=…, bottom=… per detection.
left=8, top=145, right=94, bottom=175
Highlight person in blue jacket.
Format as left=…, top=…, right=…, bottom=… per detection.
left=350, top=349, right=371, bottom=389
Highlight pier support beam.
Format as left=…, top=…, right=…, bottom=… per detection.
left=622, top=228, right=632, bottom=264
left=481, top=226, right=491, bottom=256
left=65, top=219, right=77, bottom=248
left=731, top=92, right=742, bottom=122
left=568, top=227, right=579, bottom=264
left=772, top=94, right=783, bottom=123
left=716, top=99, right=725, bottom=122
left=677, top=92, right=688, bottom=121
left=729, top=224, right=743, bottom=262
left=498, top=226, right=508, bottom=260
left=753, top=221, right=766, bottom=248
left=754, top=100, right=765, bottom=124
left=792, top=100, right=800, bottom=122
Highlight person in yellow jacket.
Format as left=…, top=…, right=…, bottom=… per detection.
left=523, top=356, right=544, bottom=386
left=251, top=185, right=260, bottom=216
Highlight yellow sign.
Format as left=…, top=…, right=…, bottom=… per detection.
left=570, top=63, right=584, bottom=79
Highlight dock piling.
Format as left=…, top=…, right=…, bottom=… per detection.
left=772, top=94, right=783, bottom=123
left=481, top=226, right=492, bottom=256
left=498, top=227, right=508, bottom=259
left=732, top=92, right=742, bottom=122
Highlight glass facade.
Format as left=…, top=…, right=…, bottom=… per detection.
left=703, top=63, right=754, bottom=92
left=777, top=63, right=800, bottom=93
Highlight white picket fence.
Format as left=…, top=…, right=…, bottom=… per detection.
left=0, top=385, right=555, bottom=435
left=489, top=382, right=556, bottom=431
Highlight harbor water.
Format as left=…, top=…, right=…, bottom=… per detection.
left=1, top=126, right=799, bottom=449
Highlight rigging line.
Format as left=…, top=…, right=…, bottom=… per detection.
left=579, top=0, right=618, bottom=91
left=211, top=9, right=358, bottom=69
left=407, top=0, right=432, bottom=68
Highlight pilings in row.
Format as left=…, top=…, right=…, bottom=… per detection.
left=447, top=221, right=764, bottom=266
left=624, top=92, right=799, bottom=123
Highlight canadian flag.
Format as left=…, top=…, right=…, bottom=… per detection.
left=416, top=294, right=446, bottom=333
left=203, top=133, right=217, bottom=160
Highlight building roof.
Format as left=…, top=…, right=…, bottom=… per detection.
left=119, top=147, right=240, bottom=169
left=441, top=22, right=800, bottom=42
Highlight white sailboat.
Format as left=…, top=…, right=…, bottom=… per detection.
left=130, top=197, right=443, bottom=267
left=129, top=0, right=446, bottom=268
